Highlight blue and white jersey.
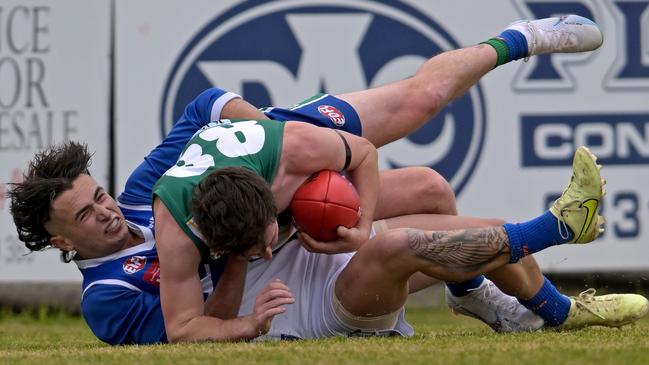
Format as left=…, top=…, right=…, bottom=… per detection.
left=76, top=88, right=236, bottom=345
left=77, top=224, right=164, bottom=345
left=78, top=221, right=227, bottom=345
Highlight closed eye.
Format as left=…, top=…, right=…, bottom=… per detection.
left=74, top=186, right=105, bottom=222
left=78, top=210, right=89, bottom=222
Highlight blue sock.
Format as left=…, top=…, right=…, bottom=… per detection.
left=519, top=277, right=572, bottom=327
left=503, top=211, right=574, bottom=263
left=446, top=276, right=485, bottom=297
left=497, top=29, right=529, bottom=61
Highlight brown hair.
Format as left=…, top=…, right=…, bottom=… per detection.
left=190, top=167, right=277, bottom=255
left=8, top=141, right=92, bottom=261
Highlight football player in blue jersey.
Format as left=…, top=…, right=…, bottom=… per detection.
left=11, top=15, right=647, bottom=345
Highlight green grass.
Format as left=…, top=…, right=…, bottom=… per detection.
left=1, top=307, right=648, bottom=365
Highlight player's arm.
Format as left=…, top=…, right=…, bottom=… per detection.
left=282, top=121, right=379, bottom=252
left=153, top=198, right=293, bottom=342
left=154, top=197, right=250, bottom=342
left=203, top=254, right=249, bottom=319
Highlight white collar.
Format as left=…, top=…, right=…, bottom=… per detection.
left=75, top=222, right=156, bottom=269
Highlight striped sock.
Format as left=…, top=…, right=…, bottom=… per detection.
left=482, top=29, right=529, bottom=67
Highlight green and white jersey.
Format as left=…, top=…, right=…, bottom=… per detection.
left=152, top=119, right=285, bottom=261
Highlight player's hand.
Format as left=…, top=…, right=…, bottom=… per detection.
left=297, top=225, right=369, bottom=254
left=247, top=279, right=294, bottom=337
left=336, top=224, right=371, bottom=249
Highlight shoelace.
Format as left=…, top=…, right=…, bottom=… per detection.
left=571, top=288, right=607, bottom=320
left=473, top=282, right=520, bottom=314
left=524, top=20, right=574, bottom=61
left=556, top=199, right=581, bottom=240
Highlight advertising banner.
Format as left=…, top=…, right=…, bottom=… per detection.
left=112, top=0, right=648, bottom=272
left=0, top=0, right=111, bottom=281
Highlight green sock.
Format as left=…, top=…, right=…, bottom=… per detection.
left=481, top=38, right=509, bottom=68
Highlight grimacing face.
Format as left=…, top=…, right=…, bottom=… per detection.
left=44, top=174, right=131, bottom=259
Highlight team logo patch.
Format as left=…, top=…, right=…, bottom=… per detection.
left=123, top=256, right=146, bottom=274
left=161, top=0, right=486, bottom=196
left=317, top=105, right=345, bottom=127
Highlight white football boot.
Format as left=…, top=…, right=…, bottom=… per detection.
left=446, top=279, right=544, bottom=332
left=505, top=15, right=603, bottom=57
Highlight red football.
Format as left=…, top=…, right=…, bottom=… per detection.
left=290, top=170, right=361, bottom=242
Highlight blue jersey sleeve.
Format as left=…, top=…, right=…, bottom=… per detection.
left=81, top=285, right=167, bottom=345
left=118, top=88, right=240, bottom=207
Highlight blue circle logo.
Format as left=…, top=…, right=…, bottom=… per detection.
left=161, top=0, right=486, bottom=196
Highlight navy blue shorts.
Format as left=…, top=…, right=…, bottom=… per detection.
left=262, top=94, right=362, bottom=136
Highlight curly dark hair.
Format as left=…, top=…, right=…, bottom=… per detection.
left=190, top=167, right=277, bottom=255
left=8, top=141, right=92, bottom=261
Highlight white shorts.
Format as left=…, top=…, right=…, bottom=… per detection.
left=238, top=239, right=413, bottom=340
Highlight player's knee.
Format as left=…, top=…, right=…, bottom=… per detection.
left=395, top=76, right=446, bottom=119
left=365, top=229, right=413, bottom=269
left=413, top=168, right=457, bottom=215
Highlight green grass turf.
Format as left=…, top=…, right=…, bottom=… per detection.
left=1, top=307, right=648, bottom=365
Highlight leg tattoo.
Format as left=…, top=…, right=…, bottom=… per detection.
left=407, top=227, right=511, bottom=273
